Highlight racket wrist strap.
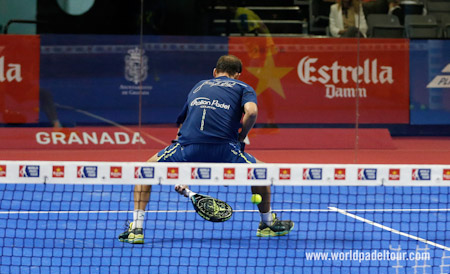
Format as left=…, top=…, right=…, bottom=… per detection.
left=184, top=188, right=195, bottom=199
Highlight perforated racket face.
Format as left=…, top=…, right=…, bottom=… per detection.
left=194, top=195, right=233, bottom=222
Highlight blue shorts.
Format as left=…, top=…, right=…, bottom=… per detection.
left=156, top=142, right=257, bottom=163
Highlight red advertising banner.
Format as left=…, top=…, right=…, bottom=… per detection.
left=0, top=35, right=40, bottom=124
left=0, top=127, right=176, bottom=149
left=229, top=37, right=410, bottom=124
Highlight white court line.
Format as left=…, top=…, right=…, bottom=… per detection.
left=344, top=208, right=450, bottom=212
left=0, top=209, right=327, bottom=214
left=1, top=208, right=449, bottom=214
left=55, top=103, right=169, bottom=146
left=330, top=206, right=450, bottom=252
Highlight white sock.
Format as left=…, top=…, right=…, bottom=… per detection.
left=133, top=209, right=145, bottom=229
left=261, top=211, right=273, bottom=226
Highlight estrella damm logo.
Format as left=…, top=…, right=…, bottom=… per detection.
left=110, top=166, right=122, bottom=179
left=167, top=167, right=179, bottom=179
left=279, top=168, right=291, bottom=180
left=444, top=169, right=450, bottom=181
left=0, top=165, right=6, bottom=177
left=248, top=168, right=267, bottom=180
left=303, top=168, right=322, bottom=180
left=334, top=168, right=346, bottom=180
left=191, top=167, right=211, bottom=179
left=135, top=167, right=155, bottom=179
left=389, top=169, right=400, bottom=181
left=358, top=168, right=377, bottom=180
left=412, top=169, right=431, bottom=181
left=77, top=166, right=97, bottom=178
left=223, top=168, right=235, bottom=180
left=52, top=166, right=65, bottom=178
left=19, top=165, right=40, bottom=178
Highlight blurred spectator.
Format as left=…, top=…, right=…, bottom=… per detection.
left=329, top=0, right=368, bottom=37
left=229, top=6, right=270, bottom=36
left=388, top=0, right=404, bottom=25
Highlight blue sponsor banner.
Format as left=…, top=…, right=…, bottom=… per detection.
left=135, top=167, right=155, bottom=179
left=303, top=168, right=322, bottom=180
left=358, top=168, right=377, bottom=180
left=410, top=40, right=450, bottom=125
left=19, top=165, right=40, bottom=178
left=191, top=167, right=211, bottom=179
left=412, top=168, right=431, bottom=181
left=77, top=166, right=98, bottom=178
left=40, top=35, right=228, bottom=125
left=248, top=168, right=267, bottom=180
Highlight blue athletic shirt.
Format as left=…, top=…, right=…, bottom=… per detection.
left=176, top=76, right=257, bottom=145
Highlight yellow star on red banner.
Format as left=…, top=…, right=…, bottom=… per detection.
left=246, top=53, right=293, bottom=99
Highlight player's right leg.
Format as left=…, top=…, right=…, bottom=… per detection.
left=229, top=143, right=294, bottom=237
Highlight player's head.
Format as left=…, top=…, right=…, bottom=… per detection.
left=214, top=55, right=242, bottom=79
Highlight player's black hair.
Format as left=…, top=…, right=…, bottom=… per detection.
left=216, top=55, right=242, bottom=75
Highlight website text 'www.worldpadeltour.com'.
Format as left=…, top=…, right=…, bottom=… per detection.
left=306, top=250, right=430, bottom=263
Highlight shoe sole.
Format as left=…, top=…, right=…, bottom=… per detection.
left=256, top=223, right=294, bottom=237
left=127, top=238, right=144, bottom=244
left=118, top=236, right=144, bottom=244
left=118, top=238, right=144, bottom=244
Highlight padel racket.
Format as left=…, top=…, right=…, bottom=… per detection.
left=177, top=185, right=233, bottom=222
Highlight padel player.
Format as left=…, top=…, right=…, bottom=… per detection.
left=119, top=55, right=294, bottom=244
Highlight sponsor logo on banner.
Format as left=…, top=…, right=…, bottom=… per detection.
left=125, top=48, right=148, bottom=85
left=279, top=168, right=291, bottom=180
left=77, top=166, right=98, bottom=178
left=0, top=56, right=23, bottom=83
left=298, top=56, right=393, bottom=99
left=358, top=168, right=377, bottom=180
left=0, top=36, right=40, bottom=123
left=248, top=168, right=267, bottom=180
left=412, top=169, right=431, bottom=181
left=167, top=167, right=179, bottom=179
left=0, top=165, right=6, bottom=177
left=303, top=168, right=322, bottom=180
left=443, top=169, right=450, bottom=181
left=134, top=167, right=155, bottom=179
left=389, top=169, right=400, bottom=181
left=110, top=166, right=122, bottom=179
left=52, top=166, right=65, bottom=178
left=224, top=168, right=235, bottom=180
left=120, top=48, right=153, bottom=96
left=19, top=165, right=40, bottom=178
left=334, top=168, right=346, bottom=180
left=191, top=167, right=211, bottom=179
left=427, top=64, right=450, bottom=88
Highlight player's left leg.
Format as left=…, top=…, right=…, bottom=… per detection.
left=120, top=143, right=184, bottom=244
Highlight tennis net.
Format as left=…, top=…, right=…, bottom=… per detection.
left=1, top=161, right=450, bottom=273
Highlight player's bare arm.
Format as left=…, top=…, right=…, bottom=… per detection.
left=239, top=102, right=258, bottom=142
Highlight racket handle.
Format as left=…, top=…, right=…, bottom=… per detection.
left=183, top=188, right=195, bottom=199
left=175, top=184, right=195, bottom=198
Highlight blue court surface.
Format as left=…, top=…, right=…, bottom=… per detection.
left=1, top=184, right=450, bottom=273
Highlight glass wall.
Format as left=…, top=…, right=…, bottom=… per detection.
left=0, top=0, right=449, bottom=154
